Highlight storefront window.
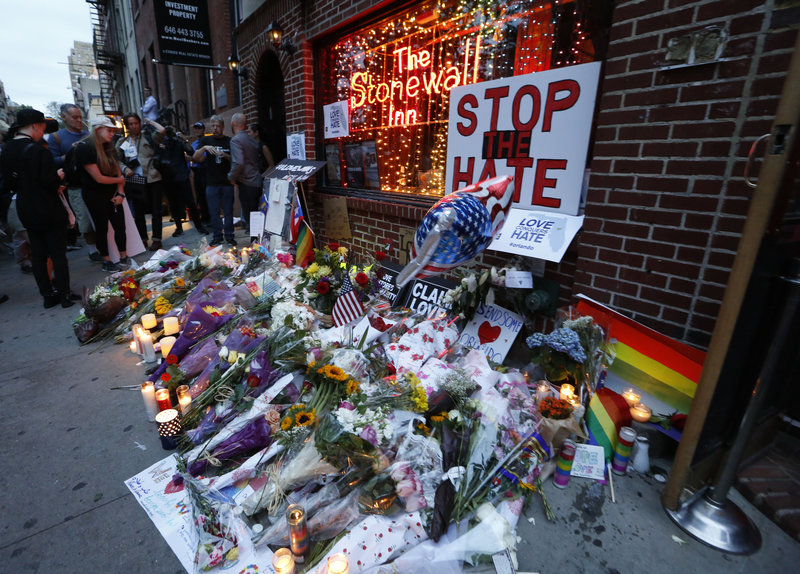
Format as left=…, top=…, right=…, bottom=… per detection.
left=318, top=0, right=606, bottom=200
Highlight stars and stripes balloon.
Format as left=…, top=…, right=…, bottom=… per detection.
left=396, top=175, right=515, bottom=287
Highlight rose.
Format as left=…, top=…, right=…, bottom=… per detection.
left=355, top=272, right=369, bottom=286
left=265, top=409, right=281, bottom=432
left=247, top=374, right=261, bottom=388
left=166, top=354, right=179, bottom=365
left=339, top=400, right=355, bottom=410
left=375, top=250, right=386, bottom=261
left=328, top=242, right=340, bottom=252
left=316, top=280, right=330, bottom=294
left=161, top=373, right=171, bottom=383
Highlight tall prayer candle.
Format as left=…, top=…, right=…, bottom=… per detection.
left=141, top=313, right=157, bottom=330
left=176, top=385, right=191, bottom=415
left=155, top=388, right=171, bottom=411
left=132, top=324, right=144, bottom=354
left=160, top=336, right=176, bottom=359
left=140, top=331, right=156, bottom=363
left=162, top=316, right=179, bottom=336
left=140, top=382, right=158, bottom=421
left=287, top=504, right=309, bottom=560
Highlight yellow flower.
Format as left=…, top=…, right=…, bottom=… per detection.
left=295, top=410, right=316, bottom=426
left=411, top=385, right=428, bottom=412
left=154, top=296, right=172, bottom=315
left=174, top=277, right=185, bottom=288
left=306, top=361, right=316, bottom=374
left=431, top=413, right=445, bottom=423
left=318, top=364, right=348, bottom=382
left=306, top=262, right=319, bottom=276
left=280, top=417, right=292, bottom=430
left=346, top=379, right=360, bottom=395
left=318, top=265, right=332, bottom=277
left=337, top=246, right=348, bottom=256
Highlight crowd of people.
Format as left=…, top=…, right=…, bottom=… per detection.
left=0, top=90, right=275, bottom=309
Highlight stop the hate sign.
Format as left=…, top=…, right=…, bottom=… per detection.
left=446, top=62, right=601, bottom=216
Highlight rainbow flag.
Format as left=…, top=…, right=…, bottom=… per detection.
left=295, top=220, right=314, bottom=268
left=586, top=388, right=633, bottom=460
left=576, top=295, right=705, bottom=415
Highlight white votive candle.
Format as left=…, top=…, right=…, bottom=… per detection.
left=162, top=316, right=179, bottom=336
left=328, top=552, right=349, bottom=574
left=140, top=382, right=158, bottom=421
left=140, top=331, right=156, bottom=363
left=141, top=313, right=157, bottom=330
left=160, top=336, right=176, bottom=359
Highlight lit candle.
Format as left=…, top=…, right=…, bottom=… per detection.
left=630, top=403, right=652, bottom=423
left=140, top=382, right=158, bottom=421
left=287, top=503, right=309, bottom=560
left=140, top=331, right=156, bottom=363
left=155, top=388, right=171, bottom=411
left=536, top=381, right=551, bottom=402
left=155, top=408, right=181, bottom=450
left=272, top=548, right=295, bottom=574
left=162, top=316, right=180, bottom=336
left=568, top=394, right=582, bottom=408
left=327, top=552, right=349, bottom=574
left=141, top=313, right=157, bottom=330
left=622, top=387, right=641, bottom=407
left=132, top=324, right=144, bottom=354
left=176, top=385, right=191, bottom=415
left=559, top=384, right=575, bottom=402
left=160, top=336, right=176, bottom=359
left=129, top=340, right=138, bottom=354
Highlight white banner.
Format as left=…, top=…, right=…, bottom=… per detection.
left=489, top=208, right=584, bottom=261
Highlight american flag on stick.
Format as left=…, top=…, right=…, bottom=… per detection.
left=332, top=274, right=365, bottom=327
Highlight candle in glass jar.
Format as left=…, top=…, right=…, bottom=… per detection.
left=155, top=388, right=171, bottom=411
left=568, top=394, right=582, bottom=408
left=141, top=313, right=157, bottom=330
left=536, top=381, right=551, bottom=402
left=630, top=403, right=652, bottom=423
left=132, top=324, right=144, bottom=354
left=272, top=548, right=295, bottom=574
left=140, top=331, right=156, bottom=363
left=176, top=385, right=191, bottom=415
left=140, top=382, right=158, bottom=421
left=327, top=553, right=349, bottom=574
left=286, top=503, right=309, bottom=560
left=160, top=336, right=176, bottom=359
left=559, top=384, right=575, bottom=401
left=622, top=387, right=641, bottom=407
left=162, top=316, right=179, bottom=336
left=129, top=340, right=138, bottom=354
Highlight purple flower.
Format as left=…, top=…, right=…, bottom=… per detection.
left=359, top=425, right=378, bottom=446
left=339, top=401, right=355, bottom=411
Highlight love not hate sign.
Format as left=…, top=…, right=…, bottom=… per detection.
left=446, top=62, right=601, bottom=216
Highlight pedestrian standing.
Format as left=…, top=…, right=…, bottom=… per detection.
left=161, top=126, right=208, bottom=236
left=190, top=122, right=210, bottom=224
left=0, top=109, right=77, bottom=308
left=229, top=113, right=263, bottom=240
left=77, top=116, right=128, bottom=272
left=141, top=87, right=159, bottom=122
left=47, top=104, right=102, bottom=261
left=192, top=115, right=234, bottom=247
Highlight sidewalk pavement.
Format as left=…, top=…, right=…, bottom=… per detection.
left=0, top=220, right=798, bottom=573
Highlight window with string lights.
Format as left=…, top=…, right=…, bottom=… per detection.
left=317, top=0, right=609, bottom=202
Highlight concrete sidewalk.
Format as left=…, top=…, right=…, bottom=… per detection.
left=0, top=221, right=798, bottom=573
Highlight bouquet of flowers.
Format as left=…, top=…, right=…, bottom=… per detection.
left=526, top=327, right=587, bottom=387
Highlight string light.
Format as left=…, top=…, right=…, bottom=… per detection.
left=321, top=0, right=595, bottom=197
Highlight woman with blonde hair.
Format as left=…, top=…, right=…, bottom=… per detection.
left=75, top=116, right=128, bottom=272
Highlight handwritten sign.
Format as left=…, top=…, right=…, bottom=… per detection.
left=458, top=303, right=523, bottom=364
left=398, top=276, right=455, bottom=318
left=446, top=63, right=601, bottom=215
left=377, top=261, right=403, bottom=306
left=571, top=443, right=606, bottom=480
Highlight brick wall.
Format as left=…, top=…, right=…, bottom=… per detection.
left=575, top=0, right=798, bottom=348
left=236, top=0, right=799, bottom=349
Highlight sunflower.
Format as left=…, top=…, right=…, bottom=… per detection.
left=280, top=417, right=293, bottom=431
left=295, top=410, right=316, bottom=426
left=318, top=364, right=348, bottom=382
left=346, top=379, right=360, bottom=395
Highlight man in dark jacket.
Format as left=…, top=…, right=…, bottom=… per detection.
left=0, top=109, right=77, bottom=308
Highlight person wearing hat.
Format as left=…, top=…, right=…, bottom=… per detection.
left=76, top=116, right=128, bottom=272
left=0, top=108, right=78, bottom=308
left=190, top=121, right=210, bottom=225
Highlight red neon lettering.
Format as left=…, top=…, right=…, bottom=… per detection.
left=351, top=72, right=368, bottom=107
left=512, top=85, right=541, bottom=131
left=543, top=80, right=580, bottom=132
left=452, top=156, right=475, bottom=188
left=484, top=86, right=510, bottom=131
left=456, top=94, right=479, bottom=136
left=532, top=159, right=567, bottom=208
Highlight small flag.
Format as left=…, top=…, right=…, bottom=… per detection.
left=290, top=193, right=304, bottom=243
left=258, top=192, right=269, bottom=215
left=586, top=388, right=633, bottom=460
left=332, top=274, right=365, bottom=327
left=295, top=220, right=314, bottom=267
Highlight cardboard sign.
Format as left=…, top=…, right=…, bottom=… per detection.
left=398, top=275, right=455, bottom=318
left=446, top=62, right=601, bottom=215
left=323, top=195, right=352, bottom=239
left=458, top=303, right=523, bottom=364
left=324, top=100, right=350, bottom=138
left=264, top=178, right=290, bottom=235
left=571, top=443, right=607, bottom=480
left=489, top=208, right=584, bottom=262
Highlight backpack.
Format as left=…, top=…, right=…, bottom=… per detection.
left=52, top=132, right=84, bottom=188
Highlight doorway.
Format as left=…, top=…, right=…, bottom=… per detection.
left=255, top=50, right=287, bottom=162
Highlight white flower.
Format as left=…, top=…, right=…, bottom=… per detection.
left=466, top=275, right=478, bottom=293
left=219, top=346, right=229, bottom=359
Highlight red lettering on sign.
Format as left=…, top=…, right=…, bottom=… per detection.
left=484, top=86, right=510, bottom=131
left=543, top=80, right=580, bottom=132
left=533, top=159, right=567, bottom=207
left=456, top=94, right=479, bottom=136
left=512, top=85, right=541, bottom=131
left=452, top=156, right=475, bottom=188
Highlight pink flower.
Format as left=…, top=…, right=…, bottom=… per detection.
left=359, top=425, right=378, bottom=446
left=339, top=401, right=355, bottom=410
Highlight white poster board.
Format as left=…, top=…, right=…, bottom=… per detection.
left=286, top=132, right=306, bottom=160
left=571, top=443, right=607, bottom=480
left=446, top=62, right=601, bottom=215
left=323, top=100, right=350, bottom=138
left=264, top=178, right=291, bottom=235
left=489, top=208, right=584, bottom=262
left=458, top=303, right=523, bottom=364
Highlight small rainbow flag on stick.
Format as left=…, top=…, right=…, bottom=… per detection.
left=586, top=388, right=633, bottom=460
left=295, top=220, right=314, bottom=268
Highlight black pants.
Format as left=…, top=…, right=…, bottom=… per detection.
left=83, top=192, right=126, bottom=256
left=192, top=168, right=209, bottom=223
left=238, top=183, right=262, bottom=227
left=27, top=225, right=70, bottom=297
left=125, top=182, right=148, bottom=242
left=147, top=180, right=167, bottom=240
left=172, top=178, right=203, bottom=226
